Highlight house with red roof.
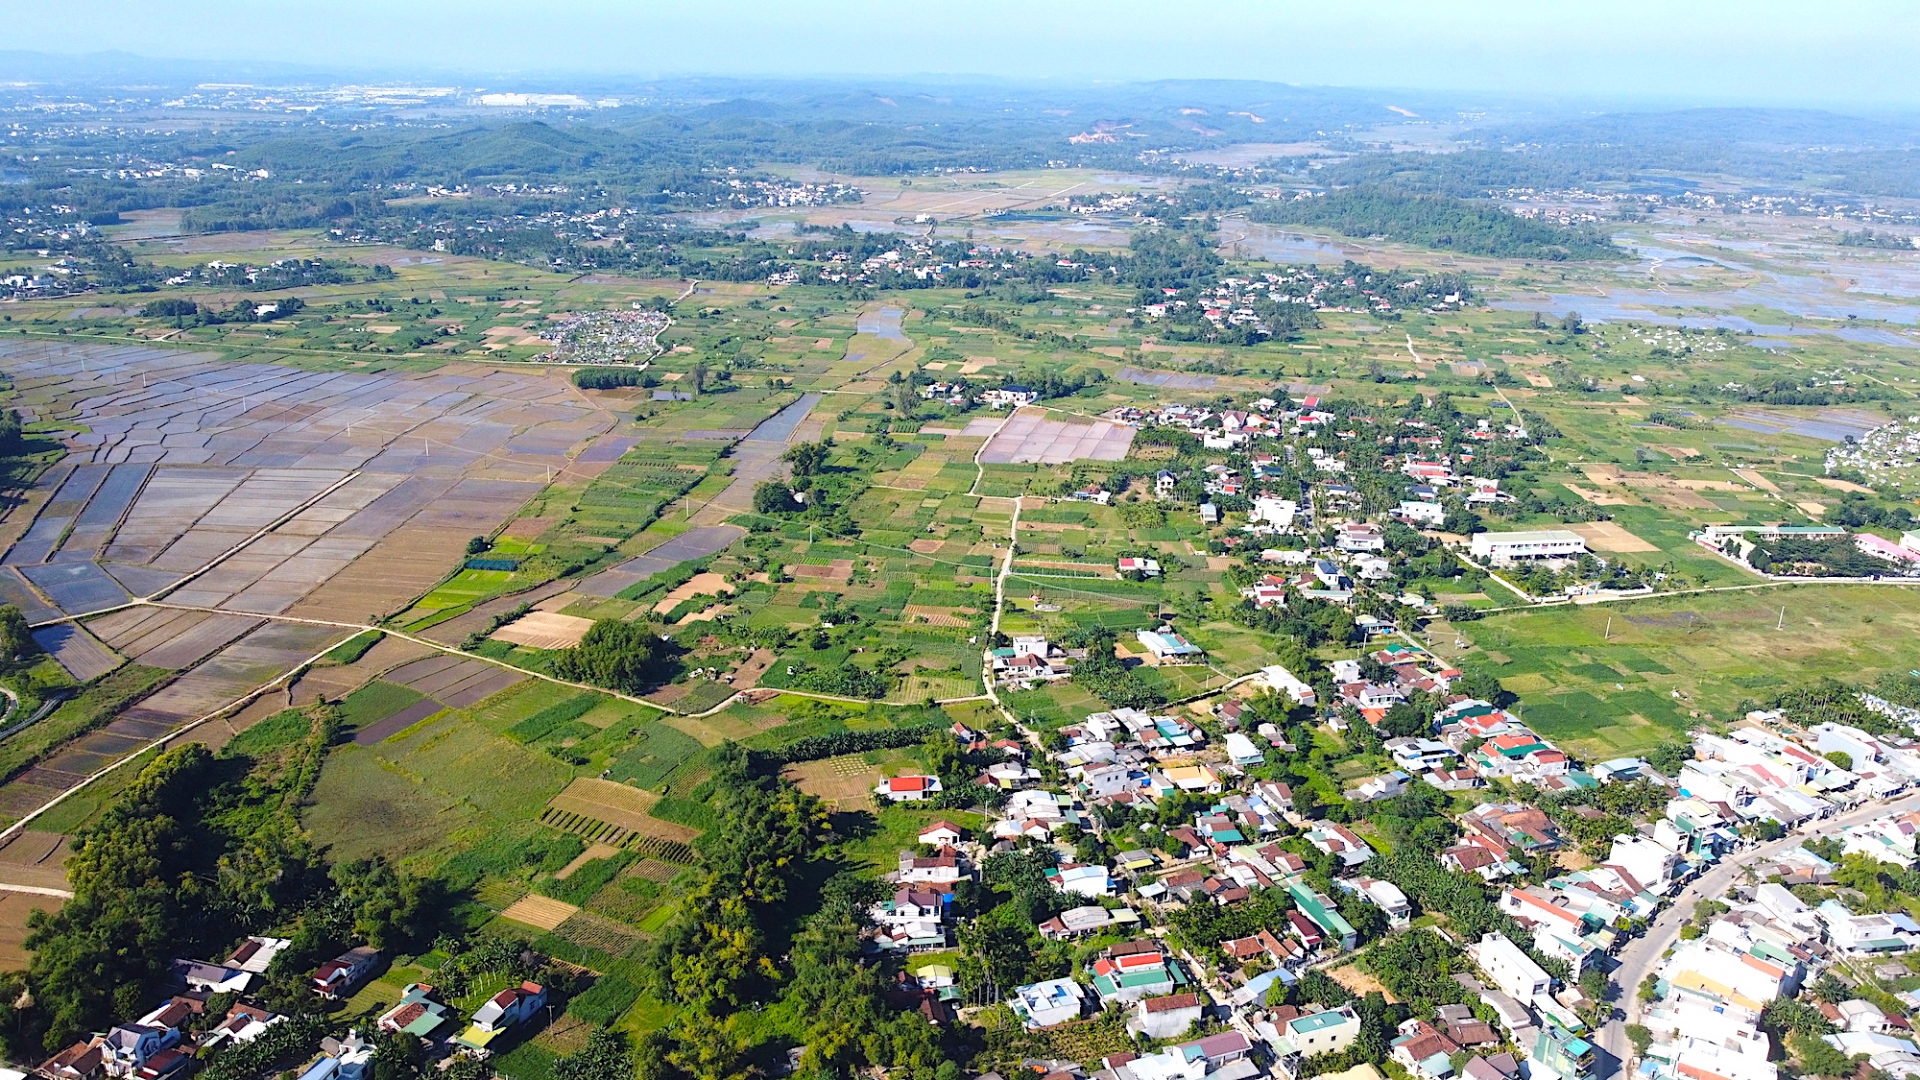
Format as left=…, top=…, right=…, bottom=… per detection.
left=875, top=775, right=944, bottom=802
left=918, top=820, right=964, bottom=846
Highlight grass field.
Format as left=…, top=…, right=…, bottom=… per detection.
left=1438, top=583, right=1920, bottom=758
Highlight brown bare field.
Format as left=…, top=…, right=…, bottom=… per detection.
left=1524, top=373, right=1553, bottom=387
left=291, top=528, right=480, bottom=622
left=904, top=605, right=971, bottom=627
left=547, top=778, right=698, bottom=842
left=1815, top=476, right=1874, bottom=493
left=790, top=560, right=854, bottom=581
left=0, top=892, right=57, bottom=968
left=651, top=572, right=735, bottom=615
left=295, top=634, right=438, bottom=704
left=502, top=517, right=559, bottom=538
left=555, top=843, right=621, bottom=880
left=1653, top=445, right=1702, bottom=459
left=1568, top=522, right=1660, bottom=553
left=1647, top=487, right=1718, bottom=511
left=784, top=755, right=883, bottom=807
left=1327, top=962, right=1393, bottom=1002
left=0, top=830, right=70, bottom=893
left=500, top=895, right=578, bottom=931
left=180, top=694, right=291, bottom=753
left=1733, top=469, right=1780, bottom=493
left=1797, top=501, right=1828, bottom=518
left=492, top=611, right=595, bottom=649
left=1556, top=849, right=1596, bottom=872
left=726, top=647, right=776, bottom=690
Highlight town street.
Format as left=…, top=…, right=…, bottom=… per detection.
left=1595, top=788, right=1920, bottom=1076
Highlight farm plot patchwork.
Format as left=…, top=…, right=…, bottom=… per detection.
left=977, top=410, right=1135, bottom=465
left=0, top=338, right=676, bottom=837
left=0, top=341, right=622, bottom=623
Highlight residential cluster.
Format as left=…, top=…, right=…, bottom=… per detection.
left=33, top=939, right=550, bottom=1080
left=535, top=308, right=670, bottom=365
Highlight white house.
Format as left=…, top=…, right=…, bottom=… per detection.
left=1132, top=994, right=1206, bottom=1040
left=1609, top=834, right=1685, bottom=893
left=1225, top=732, right=1265, bottom=767
left=1819, top=901, right=1920, bottom=955
left=1399, top=501, right=1446, bottom=526
left=983, top=384, right=1038, bottom=409
left=1470, top=530, right=1587, bottom=564
left=1336, top=523, right=1386, bottom=552
left=1251, top=498, right=1298, bottom=529
left=1053, top=864, right=1113, bottom=898
left=1471, top=933, right=1551, bottom=1004
left=918, top=820, right=964, bottom=847
left=1010, top=978, right=1086, bottom=1028
left=1260, top=664, right=1318, bottom=706
left=876, top=775, right=943, bottom=802
left=1136, top=626, right=1204, bottom=663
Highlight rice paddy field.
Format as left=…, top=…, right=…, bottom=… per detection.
left=1434, top=584, right=1920, bottom=759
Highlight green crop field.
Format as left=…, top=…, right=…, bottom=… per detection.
left=1441, top=584, right=1920, bottom=758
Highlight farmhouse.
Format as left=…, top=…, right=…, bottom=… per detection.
left=456, top=981, right=547, bottom=1051
left=310, top=947, right=379, bottom=999
left=875, top=775, right=943, bottom=802
left=982, top=384, right=1039, bottom=409
left=1136, top=626, right=1204, bottom=663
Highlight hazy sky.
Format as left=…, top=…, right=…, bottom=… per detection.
left=14, top=0, right=1920, bottom=108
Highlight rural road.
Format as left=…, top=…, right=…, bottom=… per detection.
left=1594, top=788, right=1920, bottom=1076
left=0, top=882, right=72, bottom=900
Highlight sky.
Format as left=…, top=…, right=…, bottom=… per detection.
left=13, top=0, right=1920, bottom=109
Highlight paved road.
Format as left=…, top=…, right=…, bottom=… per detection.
left=1594, top=789, right=1920, bottom=1076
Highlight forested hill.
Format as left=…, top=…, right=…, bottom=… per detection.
left=1249, top=186, right=1619, bottom=260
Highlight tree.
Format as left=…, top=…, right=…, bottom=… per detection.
left=1811, top=972, right=1853, bottom=1005
left=550, top=620, right=678, bottom=694
left=1377, top=702, right=1431, bottom=739
left=783, top=440, right=832, bottom=479
left=1625, top=1025, right=1652, bottom=1056
left=690, top=362, right=711, bottom=394
left=465, top=536, right=490, bottom=556
left=554, top=1028, right=633, bottom=1080
left=1344, top=899, right=1390, bottom=944
left=1824, top=750, right=1853, bottom=771
left=0, top=410, right=24, bottom=455
left=1791, top=1032, right=1854, bottom=1079
left=141, top=298, right=198, bottom=318
left=752, top=482, right=798, bottom=515
left=1455, top=670, right=1515, bottom=708
left=0, top=606, right=35, bottom=662
left=1579, top=965, right=1609, bottom=1004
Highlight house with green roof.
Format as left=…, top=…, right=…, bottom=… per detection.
left=377, top=984, right=451, bottom=1040
left=1287, top=882, right=1356, bottom=951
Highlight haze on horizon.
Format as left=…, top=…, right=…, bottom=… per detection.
left=11, top=0, right=1920, bottom=111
